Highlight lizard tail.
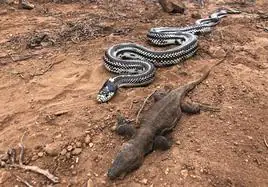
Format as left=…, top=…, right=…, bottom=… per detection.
left=181, top=65, right=211, bottom=93
left=179, top=54, right=228, bottom=95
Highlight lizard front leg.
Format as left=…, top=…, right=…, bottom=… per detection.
left=115, top=114, right=136, bottom=138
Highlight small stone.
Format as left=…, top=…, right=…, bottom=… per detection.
left=55, top=134, right=62, bottom=139
left=87, top=178, right=94, bottom=187
left=37, top=152, right=44, bottom=157
left=0, top=154, right=8, bottom=162
left=72, top=171, right=77, bottom=175
left=181, top=169, right=188, bottom=178
left=247, top=136, right=253, bottom=140
left=60, top=149, right=67, bottom=156
left=165, top=168, right=169, bottom=175
left=191, top=12, right=201, bottom=19
left=44, top=142, right=62, bottom=156
left=67, top=145, right=73, bottom=152
left=84, top=135, right=91, bottom=144
left=31, top=155, right=38, bottom=161
left=234, top=142, right=238, bottom=146
left=175, top=140, right=181, bottom=145
left=111, top=125, right=117, bottom=131
left=196, top=149, right=201, bottom=152
left=66, top=152, right=71, bottom=159
left=72, top=148, right=82, bottom=156
left=70, top=176, right=78, bottom=185
left=76, top=142, right=82, bottom=148
left=89, top=143, right=94, bottom=148
left=140, top=178, right=148, bottom=184
left=0, top=161, right=6, bottom=168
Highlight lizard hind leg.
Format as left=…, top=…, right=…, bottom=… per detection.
left=181, top=100, right=220, bottom=113
left=116, top=114, right=136, bottom=138
left=181, top=101, right=201, bottom=114
left=153, top=135, right=172, bottom=151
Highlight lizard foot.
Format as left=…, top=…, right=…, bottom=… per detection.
left=153, top=135, right=171, bottom=150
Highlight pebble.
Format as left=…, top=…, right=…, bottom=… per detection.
left=44, top=142, right=62, bottom=156
left=191, top=12, right=201, bottom=19
left=67, top=145, right=73, bottom=152
left=37, top=152, right=44, bottom=157
left=72, top=148, right=82, bottom=155
left=165, top=168, right=170, bottom=175
left=234, top=142, right=239, bottom=146
left=175, top=140, right=181, bottom=145
left=111, top=125, right=117, bottom=131
left=89, top=143, right=94, bottom=148
left=140, top=178, right=148, bottom=185
left=31, top=155, right=38, bottom=161
left=69, top=176, right=78, bottom=185
left=247, top=136, right=253, bottom=140
left=66, top=152, right=71, bottom=159
left=60, top=149, right=67, bottom=156
left=181, top=169, right=188, bottom=178
left=76, top=141, right=82, bottom=148
left=85, top=135, right=91, bottom=144
left=0, top=161, right=5, bottom=168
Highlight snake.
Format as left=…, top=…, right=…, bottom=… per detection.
left=97, top=8, right=240, bottom=103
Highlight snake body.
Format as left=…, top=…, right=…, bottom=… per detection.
left=97, top=8, right=240, bottom=102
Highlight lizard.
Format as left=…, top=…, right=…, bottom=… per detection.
left=107, top=57, right=226, bottom=180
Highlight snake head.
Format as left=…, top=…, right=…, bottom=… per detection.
left=97, top=79, right=118, bottom=103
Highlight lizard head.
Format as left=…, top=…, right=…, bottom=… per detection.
left=107, top=143, right=143, bottom=180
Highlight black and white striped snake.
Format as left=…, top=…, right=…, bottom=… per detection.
left=97, top=8, right=240, bottom=103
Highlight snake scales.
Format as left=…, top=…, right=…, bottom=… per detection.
left=97, top=8, right=240, bottom=103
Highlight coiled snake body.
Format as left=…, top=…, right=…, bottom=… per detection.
left=97, top=8, right=240, bottom=102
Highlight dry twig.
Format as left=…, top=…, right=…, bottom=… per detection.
left=135, top=90, right=157, bottom=124
left=31, top=59, right=65, bottom=77
left=6, top=133, right=60, bottom=183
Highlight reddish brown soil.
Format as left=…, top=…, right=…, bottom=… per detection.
left=0, top=0, right=267, bottom=186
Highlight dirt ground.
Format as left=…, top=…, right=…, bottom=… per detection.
left=0, top=0, right=267, bottom=186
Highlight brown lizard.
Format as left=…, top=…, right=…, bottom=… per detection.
left=107, top=59, right=225, bottom=180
